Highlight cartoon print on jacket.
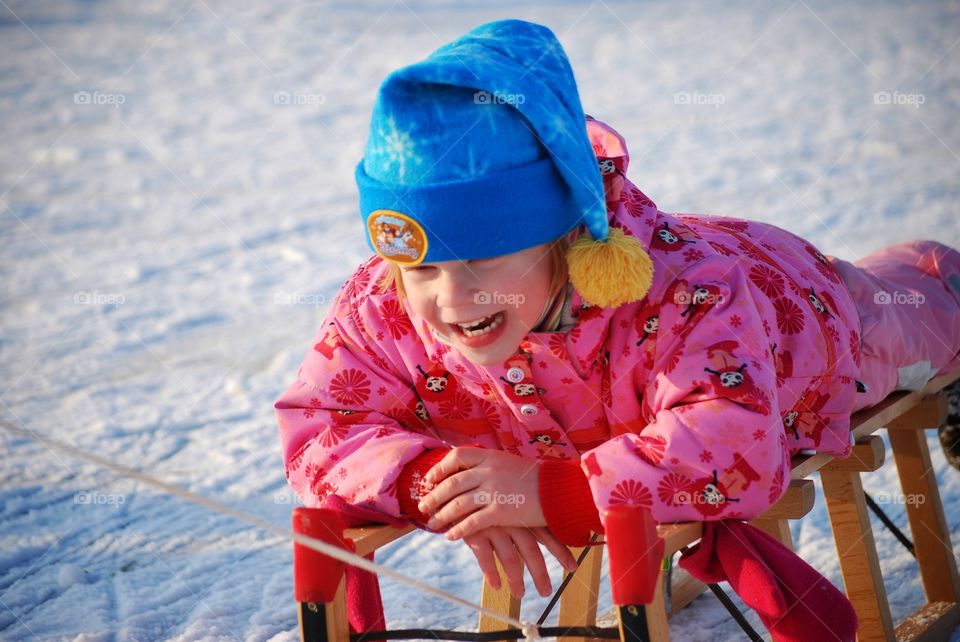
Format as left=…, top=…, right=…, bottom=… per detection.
left=530, top=429, right=569, bottom=459
left=700, top=339, right=772, bottom=415
left=650, top=222, right=697, bottom=252
left=785, top=388, right=832, bottom=447
left=635, top=311, right=658, bottom=347
left=313, top=323, right=343, bottom=360
left=691, top=470, right=740, bottom=517
left=498, top=350, right=547, bottom=403
left=416, top=363, right=456, bottom=400
left=275, top=116, right=862, bottom=529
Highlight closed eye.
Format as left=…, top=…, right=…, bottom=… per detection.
left=402, top=264, right=436, bottom=274
left=467, top=257, right=501, bottom=268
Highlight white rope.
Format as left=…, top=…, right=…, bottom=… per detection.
left=0, top=419, right=542, bottom=635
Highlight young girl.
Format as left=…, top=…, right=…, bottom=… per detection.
left=275, top=19, right=960, bottom=632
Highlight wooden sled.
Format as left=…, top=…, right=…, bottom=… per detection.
left=293, top=369, right=960, bottom=642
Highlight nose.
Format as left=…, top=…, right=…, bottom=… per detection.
left=435, top=265, right=479, bottom=309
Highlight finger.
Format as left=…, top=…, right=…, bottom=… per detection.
left=423, top=447, right=480, bottom=485
left=419, top=469, right=480, bottom=515
left=533, top=527, right=579, bottom=573
left=464, top=534, right=500, bottom=590
left=488, top=528, right=525, bottom=598
left=444, top=502, right=497, bottom=540
left=427, top=491, right=482, bottom=531
left=508, top=527, right=552, bottom=597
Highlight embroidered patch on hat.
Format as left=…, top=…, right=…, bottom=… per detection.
left=367, top=210, right=428, bottom=264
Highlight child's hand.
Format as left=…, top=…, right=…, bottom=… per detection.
left=417, top=447, right=546, bottom=539
left=462, top=525, right=579, bottom=598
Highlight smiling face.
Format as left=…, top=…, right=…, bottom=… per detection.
left=399, top=243, right=556, bottom=366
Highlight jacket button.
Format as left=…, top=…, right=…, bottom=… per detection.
left=520, top=404, right=538, bottom=417
left=506, top=367, right=525, bottom=383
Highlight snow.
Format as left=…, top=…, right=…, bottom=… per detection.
left=1, top=0, right=959, bottom=640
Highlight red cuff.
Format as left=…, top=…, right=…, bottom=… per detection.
left=396, top=448, right=449, bottom=523
left=539, top=460, right=603, bottom=546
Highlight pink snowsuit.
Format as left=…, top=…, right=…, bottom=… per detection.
left=275, top=117, right=960, bottom=529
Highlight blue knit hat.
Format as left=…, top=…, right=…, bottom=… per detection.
left=356, top=19, right=653, bottom=307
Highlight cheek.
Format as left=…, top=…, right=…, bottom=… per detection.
left=402, top=283, right=436, bottom=322
left=512, top=262, right=554, bottom=321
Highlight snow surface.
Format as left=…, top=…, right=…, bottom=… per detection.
left=1, top=0, right=959, bottom=640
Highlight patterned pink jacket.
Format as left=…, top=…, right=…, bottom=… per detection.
left=275, top=118, right=862, bottom=538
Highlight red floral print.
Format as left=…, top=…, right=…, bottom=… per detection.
left=303, top=397, right=323, bottom=419
left=713, top=218, right=749, bottom=232
left=708, top=240, right=736, bottom=257
left=318, top=424, right=350, bottom=447
left=439, top=390, right=474, bottom=420
left=827, top=324, right=840, bottom=345
left=287, top=442, right=309, bottom=472
left=344, top=267, right=371, bottom=299
left=379, top=299, right=412, bottom=339
left=311, top=477, right=337, bottom=503
left=749, top=264, right=786, bottom=298
left=329, top=368, right=371, bottom=405
left=768, top=466, right=785, bottom=504
left=634, top=434, right=667, bottom=465
left=478, top=399, right=501, bottom=430
left=658, top=472, right=695, bottom=507
left=609, top=479, right=653, bottom=507
left=303, top=461, right=321, bottom=481
left=774, top=297, right=805, bottom=334
left=625, top=187, right=654, bottom=217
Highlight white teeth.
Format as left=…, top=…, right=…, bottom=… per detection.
left=457, top=312, right=503, bottom=337
left=456, top=317, right=487, bottom=330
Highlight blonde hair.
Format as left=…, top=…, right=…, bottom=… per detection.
left=378, top=234, right=575, bottom=300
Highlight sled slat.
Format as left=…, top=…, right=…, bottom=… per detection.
left=820, top=465, right=896, bottom=641
left=668, top=567, right=708, bottom=614
left=749, top=517, right=793, bottom=549
left=823, top=436, right=886, bottom=473
left=657, top=522, right=702, bottom=557
left=888, top=394, right=948, bottom=431
left=559, top=542, right=604, bottom=642
left=478, top=557, right=521, bottom=632
left=641, top=571, right=671, bottom=642
left=889, top=428, right=960, bottom=604
left=894, top=601, right=960, bottom=642
left=757, top=478, right=815, bottom=520
left=345, top=524, right=415, bottom=557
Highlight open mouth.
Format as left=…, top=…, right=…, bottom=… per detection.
left=450, top=311, right=505, bottom=338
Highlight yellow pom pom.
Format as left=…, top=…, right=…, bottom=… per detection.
left=566, top=227, right=654, bottom=308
